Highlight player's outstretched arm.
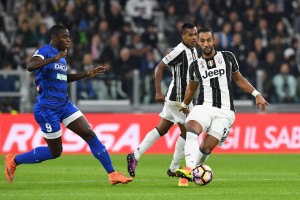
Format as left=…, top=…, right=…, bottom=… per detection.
left=232, top=71, right=270, bottom=112
left=255, top=94, right=270, bottom=112
left=67, top=66, right=106, bottom=83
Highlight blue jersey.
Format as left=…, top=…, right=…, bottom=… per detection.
left=32, top=44, right=69, bottom=108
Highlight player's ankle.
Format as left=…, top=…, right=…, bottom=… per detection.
left=108, top=171, right=117, bottom=177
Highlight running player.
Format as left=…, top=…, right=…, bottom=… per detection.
left=127, top=22, right=198, bottom=186
left=4, top=25, right=133, bottom=185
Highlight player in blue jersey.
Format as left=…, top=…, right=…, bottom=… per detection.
left=4, top=25, right=133, bottom=185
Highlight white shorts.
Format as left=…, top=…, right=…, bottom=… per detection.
left=186, top=105, right=235, bottom=146
left=159, top=100, right=193, bottom=124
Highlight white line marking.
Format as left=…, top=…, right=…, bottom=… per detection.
left=2, top=178, right=300, bottom=185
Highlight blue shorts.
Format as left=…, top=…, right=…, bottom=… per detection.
left=34, top=100, right=83, bottom=139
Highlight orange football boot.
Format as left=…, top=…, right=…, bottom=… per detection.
left=108, top=171, right=133, bottom=185
left=4, top=154, right=17, bottom=183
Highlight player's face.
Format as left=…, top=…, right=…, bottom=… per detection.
left=182, top=27, right=197, bottom=48
left=198, top=31, right=215, bottom=57
left=54, top=29, right=71, bottom=51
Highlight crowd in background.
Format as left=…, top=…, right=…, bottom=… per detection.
left=1, top=0, right=300, bottom=113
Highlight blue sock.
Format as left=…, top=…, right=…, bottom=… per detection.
left=87, top=136, right=114, bottom=173
left=15, top=146, right=55, bottom=164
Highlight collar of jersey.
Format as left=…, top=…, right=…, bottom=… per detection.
left=49, top=44, right=60, bottom=53
left=202, top=51, right=217, bottom=61
left=181, top=41, right=194, bottom=50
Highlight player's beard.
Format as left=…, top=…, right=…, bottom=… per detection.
left=201, top=46, right=213, bottom=57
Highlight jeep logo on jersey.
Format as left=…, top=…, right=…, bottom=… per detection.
left=54, top=63, right=67, bottom=71
left=202, top=68, right=225, bottom=79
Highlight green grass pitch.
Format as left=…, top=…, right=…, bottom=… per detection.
left=1, top=154, right=300, bottom=200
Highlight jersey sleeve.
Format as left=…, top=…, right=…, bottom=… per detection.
left=189, top=60, right=200, bottom=82
left=32, top=46, right=48, bottom=60
left=227, top=51, right=239, bottom=73
left=162, top=46, right=183, bottom=67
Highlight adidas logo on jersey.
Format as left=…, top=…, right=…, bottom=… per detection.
left=202, top=68, right=225, bottom=79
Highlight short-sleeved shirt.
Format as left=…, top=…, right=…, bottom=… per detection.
left=162, top=42, right=198, bottom=102
left=189, top=51, right=239, bottom=111
left=32, top=44, right=69, bottom=109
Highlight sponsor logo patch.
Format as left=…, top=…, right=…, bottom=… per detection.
left=54, top=63, right=67, bottom=71
left=202, top=68, right=225, bottom=79
left=56, top=73, right=67, bottom=81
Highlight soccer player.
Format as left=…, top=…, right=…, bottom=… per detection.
left=127, top=22, right=198, bottom=186
left=175, top=27, right=269, bottom=181
left=4, top=25, right=133, bottom=185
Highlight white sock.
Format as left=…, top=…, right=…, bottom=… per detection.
left=199, top=151, right=210, bottom=164
left=134, top=128, right=160, bottom=161
left=185, top=132, right=200, bottom=170
left=169, top=136, right=185, bottom=172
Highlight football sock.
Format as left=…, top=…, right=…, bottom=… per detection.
left=169, top=135, right=185, bottom=172
left=87, top=136, right=114, bottom=173
left=134, top=128, right=160, bottom=161
left=199, top=150, right=210, bottom=164
left=185, top=132, right=200, bottom=170
left=14, top=146, right=55, bottom=164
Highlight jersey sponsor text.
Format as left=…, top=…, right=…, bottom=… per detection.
left=56, top=73, right=67, bottom=81
left=202, top=68, right=225, bottom=79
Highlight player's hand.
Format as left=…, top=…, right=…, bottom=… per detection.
left=54, top=50, right=68, bottom=61
left=179, top=106, right=189, bottom=116
left=256, top=95, right=270, bottom=112
left=155, top=92, right=165, bottom=103
left=87, top=66, right=106, bottom=77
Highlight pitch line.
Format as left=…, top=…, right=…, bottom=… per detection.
left=2, top=178, right=300, bottom=184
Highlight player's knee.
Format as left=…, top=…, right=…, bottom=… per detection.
left=52, top=151, right=62, bottom=158
left=199, top=146, right=212, bottom=155
left=184, top=123, right=191, bottom=130
left=179, top=133, right=186, bottom=140
left=82, top=129, right=96, bottom=141
left=51, top=147, right=63, bottom=158
left=185, top=128, right=198, bottom=135
left=185, top=120, right=202, bottom=134
left=185, top=125, right=198, bottom=135
left=155, top=127, right=167, bottom=136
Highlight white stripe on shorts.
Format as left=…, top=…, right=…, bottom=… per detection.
left=42, top=129, right=62, bottom=139
left=62, top=110, right=83, bottom=126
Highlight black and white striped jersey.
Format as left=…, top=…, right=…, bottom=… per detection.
left=189, top=51, right=239, bottom=111
left=162, top=42, right=198, bottom=102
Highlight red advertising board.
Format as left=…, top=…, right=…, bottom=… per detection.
left=0, top=113, right=300, bottom=154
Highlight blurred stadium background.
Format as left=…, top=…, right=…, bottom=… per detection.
left=0, top=0, right=300, bottom=155
left=0, top=0, right=300, bottom=113
left=1, top=1, right=300, bottom=199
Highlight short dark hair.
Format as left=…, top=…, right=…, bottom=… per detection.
left=197, top=27, right=214, bottom=38
left=49, top=25, right=67, bottom=37
left=181, top=22, right=196, bottom=34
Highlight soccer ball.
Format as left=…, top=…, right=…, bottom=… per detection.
left=192, top=164, right=213, bottom=186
